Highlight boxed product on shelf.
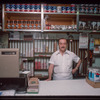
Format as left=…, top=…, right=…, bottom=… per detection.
left=93, top=46, right=100, bottom=53
left=94, top=39, right=100, bottom=45
left=86, top=77, right=100, bottom=88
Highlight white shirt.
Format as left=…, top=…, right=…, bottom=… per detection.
left=49, top=50, right=80, bottom=80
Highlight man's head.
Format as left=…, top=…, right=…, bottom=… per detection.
left=58, top=38, right=67, bottom=53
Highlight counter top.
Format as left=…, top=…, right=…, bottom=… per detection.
left=16, top=79, right=100, bottom=96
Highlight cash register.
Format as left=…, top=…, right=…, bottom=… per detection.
left=0, top=48, right=27, bottom=93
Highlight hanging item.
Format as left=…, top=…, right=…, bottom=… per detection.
left=89, top=38, right=94, bottom=50
left=79, top=33, right=88, bottom=49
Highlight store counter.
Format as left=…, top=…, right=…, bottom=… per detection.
left=1, top=79, right=100, bottom=100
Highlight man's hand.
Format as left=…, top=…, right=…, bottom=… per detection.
left=72, top=60, right=81, bottom=74
left=72, top=67, right=78, bottom=74
left=45, top=78, right=51, bottom=81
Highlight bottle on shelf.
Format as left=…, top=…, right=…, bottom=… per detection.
left=18, top=20, right=22, bottom=29
left=97, top=21, right=100, bottom=30
left=14, top=20, right=17, bottom=29
left=33, top=20, right=36, bottom=29
left=85, top=21, right=90, bottom=30
left=27, top=20, right=30, bottom=29
left=7, top=20, right=11, bottom=29
left=29, top=20, right=32, bottom=29
left=24, top=20, right=28, bottom=29
left=20, top=20, right=24, bottom=29
left=30, top=4, right=35, bottom=12
left=23, top=20, right=26, bottom=29
left=37, top=20, right=41, bottom=29
left=10, top=20, right=13, bottom=29
left=16, top=20, right=19, bottom=29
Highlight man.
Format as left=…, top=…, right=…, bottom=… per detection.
left=46, top=38, right=81, bottom=80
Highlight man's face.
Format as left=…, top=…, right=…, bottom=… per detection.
left=59, top=39, right=67, bottom=52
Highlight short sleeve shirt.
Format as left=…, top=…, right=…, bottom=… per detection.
left=49, top=50, right=80, bottom=80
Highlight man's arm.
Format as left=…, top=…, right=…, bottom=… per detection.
left=72, top=59, right=81, bottom=74
left=46, top=64, right=54, bottom=81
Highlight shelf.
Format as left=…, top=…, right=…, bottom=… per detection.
left=5, top=11, right=41, bottom=14
left=79, top=13, right=100, bottom=16
left=34, top=55, right=51, bottom=58
left=44, top=13, right=76, bottom=19
left=35, top=69, right=48, bottom=71
left=21, top=57, right=34, bottom=58
left=9, top=39, right=59, bottom=41
left=44, top=12, right=77, bottom=15
left=23, top=59, right=34, bottom=62
left=5, top=12, right=41, bottom=18
left=44, top=30, right=77, bottom=32
left=94, top=44, right=100, bottom=46
left=9, top=39, right=33, bottom=41
left=93, top=53, right=100, bottom=57
left=4, top=29, right=41, bottom=32
left=34, top=39, right=59, bottom=40
left=2, top=4, right=100, bottom=33
left=35, top=52, right=53, bottom=54
left=79, top=30, right=100, bottom=33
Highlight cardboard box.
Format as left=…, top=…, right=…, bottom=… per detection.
left=28, top=77, right=39, bottom=87
left=27, top=77, right=39, bottom=94
left=86, top=77, right=100, bottom=88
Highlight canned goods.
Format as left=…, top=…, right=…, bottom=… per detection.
left=16, top=4, right=21, bottom=12
left=48, top=5, right=52, bottom=12
left=88, top=7, right=94, bottom=14
left=61, top=6, right=66, bottom=13
left=30, top=4, right=35, bottom=12
left=44, top=4, right=48, bottom=12
left=85, top=7, right=89, bottom=13
left=6, top=4, right=10, bottom=11
left=71, top=7, right=75, bottom=13
left=10, top=4, right=15, bottom=11
left=71, top=4, right=75, bottom=13
left=52, top=6, right=57, bottom=13
left=20, top=4, right=25, bottom=12
left=57, top=6, right=61, bottom=13
left=54, top=6, right=57, bottom=12
left=25, top=4, right=30, bottom=12
left=36, top=4, right=41, bottom=12
left=79, top=7, right=85, bottom=13
left=66, top=7, right=71, bottom=13
left=94, top=7, right=98, bottom=14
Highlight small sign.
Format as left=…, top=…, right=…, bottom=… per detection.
left=79, top=33, right=88, bottom=49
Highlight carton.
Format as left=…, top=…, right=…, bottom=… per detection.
left=27, top=77, right=39, bottom=93
left=88, top=67, right=100, bottom=82
left=86, top=77, right=100, bottom=88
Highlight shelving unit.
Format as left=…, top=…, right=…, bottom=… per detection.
left=2, top=3, right=100, bottom=79
left=2, top=4, right=100, bottom=33
left=2, top=5, right=42, bottom=32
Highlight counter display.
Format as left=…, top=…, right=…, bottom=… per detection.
left=15, top=79, right=100, bottom=96
left=0, top=79, right=100, bottom=100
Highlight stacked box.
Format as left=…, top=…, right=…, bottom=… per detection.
left=27, top=77, right=39, bottom=94
left=86, top=77, right=100, bottom=88
left=88, top=67, right=100, bottom=82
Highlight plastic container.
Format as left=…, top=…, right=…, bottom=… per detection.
left=88, top=67, right=100, bottom=82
